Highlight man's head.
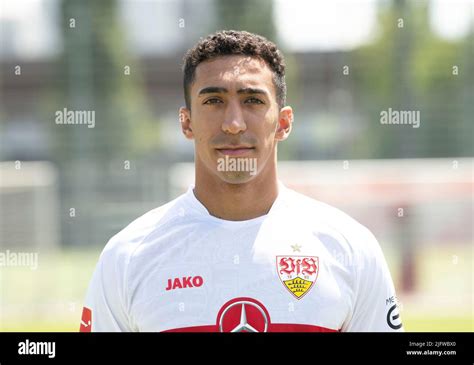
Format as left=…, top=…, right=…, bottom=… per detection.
left=179, top=30, right=293, bottom=185
left=183, top=30, right=287, bottom=110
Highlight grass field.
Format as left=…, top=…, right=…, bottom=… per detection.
left=1, top=246, right=472, bottom=332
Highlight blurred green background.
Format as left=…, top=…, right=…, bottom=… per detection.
left=0, top=0, right=472, bottom=332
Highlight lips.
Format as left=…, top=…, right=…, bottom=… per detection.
left=215, top=146, right=255, bottom=156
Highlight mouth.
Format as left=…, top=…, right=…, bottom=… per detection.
left=215, top=146, right=255, bottom=156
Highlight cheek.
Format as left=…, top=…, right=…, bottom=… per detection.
left=261, top=112, right=279, bottom=136
left=192, top=122, right=214, bottom=148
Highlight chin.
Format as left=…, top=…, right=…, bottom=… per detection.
left=217, top=171, right=258, bottom=185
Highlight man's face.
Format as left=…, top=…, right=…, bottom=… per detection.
left=180, top=55, right=292, bottom=184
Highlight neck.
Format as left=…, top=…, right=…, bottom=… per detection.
left=193, top=161, right=279, bottom=221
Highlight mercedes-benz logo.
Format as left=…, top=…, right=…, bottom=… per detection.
left=217, top=298, right=270, bottom=332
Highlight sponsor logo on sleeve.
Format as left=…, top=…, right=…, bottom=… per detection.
left=386, top=295, right=403, bottom=330
left=79, top=307, right=92, bottom=332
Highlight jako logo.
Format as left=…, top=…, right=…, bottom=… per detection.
left=166, top=276, right=203, bottom=291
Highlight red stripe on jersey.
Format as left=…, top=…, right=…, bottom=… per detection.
left=163, top=323, right=338, bottom=332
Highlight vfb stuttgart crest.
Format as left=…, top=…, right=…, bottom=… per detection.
left=276, top=256, right=319, bottom=299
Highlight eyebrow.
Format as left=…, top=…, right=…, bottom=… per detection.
left=198, top=86, right=268, bottom=97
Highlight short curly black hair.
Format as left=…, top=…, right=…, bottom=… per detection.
left=182, top=30, right=286, bottom=110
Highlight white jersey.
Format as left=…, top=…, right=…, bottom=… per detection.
left=80, top=183, right=403, bottom=332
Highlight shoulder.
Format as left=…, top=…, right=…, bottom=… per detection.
left=98, top=193, right=188, bottom=267
left=282, top=187, right=382, bottom=257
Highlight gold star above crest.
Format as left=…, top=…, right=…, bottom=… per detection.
left=291, top=244, right=302, bottom=252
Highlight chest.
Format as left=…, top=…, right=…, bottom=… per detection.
left=128, top=223, right=353, bottom=332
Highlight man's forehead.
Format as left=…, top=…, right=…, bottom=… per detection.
left=193, top=55, right=273, bottom=89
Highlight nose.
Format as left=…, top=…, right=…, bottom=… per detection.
left=221, top=100, right=247, bottom=135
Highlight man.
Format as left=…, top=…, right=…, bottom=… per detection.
left=80, top=30, right=403, bottom=332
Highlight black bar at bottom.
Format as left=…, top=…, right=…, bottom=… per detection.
left=0, top=332, right=471, bottom=364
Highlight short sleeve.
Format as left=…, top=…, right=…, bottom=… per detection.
left=80, top=240, right=134, bottom=332
left=343, top=230, right=404, bottom=332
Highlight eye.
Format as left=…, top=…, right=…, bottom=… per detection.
left=203, top=98, right=223, bottom=105
left=245, top=97, right=264, bottom=104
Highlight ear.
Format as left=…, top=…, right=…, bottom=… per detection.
left=179, top=107, right=194, bottom=140
left=275, top=106, right=293, bottom=142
